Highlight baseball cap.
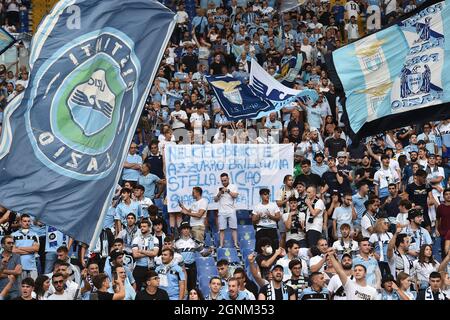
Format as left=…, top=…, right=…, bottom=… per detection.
left=314, top=152, right=324, bottom=159
left=341, top=253, right=352, bottom=261
left=294, top=149, right=305, bottom=157
left=337, top=151, right=347, bottom=158
left=270, top=263, right=284, bottom=272
left=179, top=221, right=191, bottom=230
left=109, top=249, right=124, bottom=261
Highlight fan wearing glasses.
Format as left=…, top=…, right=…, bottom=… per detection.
left=47, top=273, right=73, bottom=300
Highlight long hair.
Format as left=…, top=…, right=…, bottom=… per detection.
left=395, top=272, right=410, bottom=288
left=373, top=218, right=387, bottom=234
left=34, top=275, right=49, bottom=300
left=188, top=287, right=205, bottom=300
left=418, top=244, right=437, bottom=266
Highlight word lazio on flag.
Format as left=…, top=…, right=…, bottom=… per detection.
left=206, top=59, right=319, bottom=121
left=0, top=0, right=176, bottom=246
left=331, top=0, right=450, bottom=139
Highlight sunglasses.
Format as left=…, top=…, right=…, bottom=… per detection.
left=5, top=242, right=14, bottom=245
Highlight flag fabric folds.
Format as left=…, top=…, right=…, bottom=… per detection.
left=249, top=58, right=319, bottom=116
left=0, top=0, right=176, bottom=245
left=280, top=0, right=307, bottom=13
left=0, top=27, right=16, bottom=55
left=331, top=0, right=450, bottom=139
left=206, top=74, right=273, bottom=121
left=206, top=59, right=319, bottom=121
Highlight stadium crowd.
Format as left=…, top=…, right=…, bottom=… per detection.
left=1, top=0, right=450, bottom=301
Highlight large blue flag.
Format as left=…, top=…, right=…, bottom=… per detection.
left=0, top=27, right=15, bottom=55
left=0, top=0, right=176, bottom=245
left=331, top=0, right=450, bottom=139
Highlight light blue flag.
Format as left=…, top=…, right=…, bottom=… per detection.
left=0, top=27, right=15, bottom=55
left=0, top=0, right=176, bottom=245
left=332, top=0, right=450, bottom=138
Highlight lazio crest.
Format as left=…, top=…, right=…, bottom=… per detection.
left=26, top=29, right=140, bottom=180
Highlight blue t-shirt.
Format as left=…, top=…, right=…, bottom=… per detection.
left=332, top=5, right=345, bottom=23
left=138, top=173, right=160, bottom=199
left=122, top=154, right=142, bottom=182
left=11, top=229, right=39, bottom=271
left=155, top=263, right=186, bottom=300
left=352, top=193, right=368, bottom=227
left=114, top=201, right=143, bottom=225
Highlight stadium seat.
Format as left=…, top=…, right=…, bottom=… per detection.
left=216, top=247, right=240, bottom=264
left=237, top=210, right=252, bottom=225
left=238, top=230, right=255, bottom=242
left=195, top=256, right=215, bottom=267
left=196, top=265, right=218, bottom=280
left=239, top=239, right=256, bottom=250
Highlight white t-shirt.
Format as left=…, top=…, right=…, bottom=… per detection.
left=309, top=255, right=325, bottom=273
left=217, top=184, right=238, bottom=215
left=190, top=112, right=210, bottom=135
left=46, top=290, right=74, bottom=300
left=344, top=280, right=378, bottom=300
left=171, top=110, right=188, bottom=129
left=305, top=199, right=325, bottom=232
left=252, top=202, right=280, bottom=230
left=345, top=23, right=359, bottom=40
left=190, top=198, right=209, bottom=227
left=374, top=166, right=399, bottom=190
left=361, top=213, right=376, bottom=238
left=327, top=274, right=354, bottom=300
left=396, top=212, right=408, bottom=226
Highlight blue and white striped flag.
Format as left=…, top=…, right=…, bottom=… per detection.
left=332, top=0, right=450, bottom=138
left=0, top=0, right=176, bottom=245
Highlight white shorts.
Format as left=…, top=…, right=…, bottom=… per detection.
left=218, top=212, right=237, bottom=231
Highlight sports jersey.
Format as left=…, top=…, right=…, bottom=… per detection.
left=132, top=233, right=159, bottom=268
left=155, top=262, right=185, bottom=300
left=174, top=236, right=204, bottom=265
left=284, top=277, right=307, bottom=300
left=300, top=287, right=330, bottom=300
left=369, top=232, right=393, bottom=262
left=11, top=228, right=39, bottom=271
left=332, top=239, right=359, bottom=259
